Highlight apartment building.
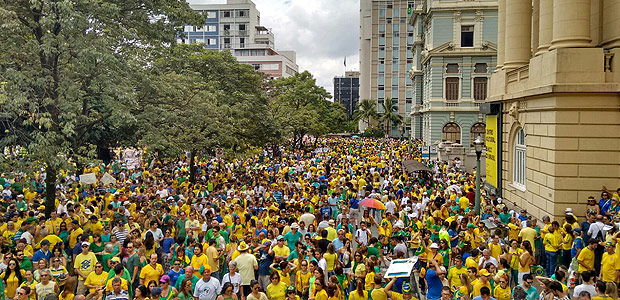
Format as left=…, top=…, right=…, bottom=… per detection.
left=179, top=0, right=298, bottom=78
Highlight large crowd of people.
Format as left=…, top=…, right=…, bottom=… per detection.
left=0, top=138, right=619, bottom=300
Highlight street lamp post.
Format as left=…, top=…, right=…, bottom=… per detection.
left=473, top=135, right=484, bottom=215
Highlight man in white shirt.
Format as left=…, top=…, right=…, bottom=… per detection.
left=194, top=267, right=221, bottom=300
left=478, top=249, right=498, bottom=269
left=355, top=221, right=371, bottom=246
left=573, top=270, right=597, bottom=298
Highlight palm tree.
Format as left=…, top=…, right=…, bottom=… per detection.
left=379, top=98, right=403, bottom=138
left=353, top=98, right=378, bottom=131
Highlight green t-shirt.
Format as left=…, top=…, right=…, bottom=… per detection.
left=367, top=246, right=381, bottom=258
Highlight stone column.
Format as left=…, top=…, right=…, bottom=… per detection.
left=531, top=0, right=540, bottom=55
left=504, top=0, right=532, bottom=69
left=536, top=0, right=553, bottom=54
left=496, top=0, right=505, bottom=70
left=602, top=0, right=620, bottom=49
left=550, top=0, right=591, bottom=49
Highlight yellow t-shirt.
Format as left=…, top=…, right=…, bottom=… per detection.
left=190, top=254, right=210, bottom=277
left=267, top=281, right=288, bottom=300
left=315, top=289, right=328, bottom=300
left=59, top=292, right=74, bottom=300
left=471, top=280, right=491, bottom=298
left=74, top=252, right=98, bottom=278
left=69, top=228, right=84, bottom=249
left=488, top=243, right=502, bottom=260
left=349, top=290, right=368, bottom=300
left=493, top=285, right=511, bottom=300
left=296, top=271, right=312, bottom=293
left=206, top=246, right=220, bottom=273
left=139, top=263, right=164, bottom=284
left=370, top=288, right=388, bottom=300
left=84, top=271, right=109, bottom=294
left=447, top=266, right=467, bottom=290
left=324, top=253, right=337, bottom=271
left=601, top=252, right=620, bottom=283
left=577, top=247, right=595, bottom=273
left=273, top=245, right=290, bottom=258
left=105, top=277, right=129, bottom=293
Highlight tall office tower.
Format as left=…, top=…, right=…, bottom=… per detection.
left=360, top=0, right=418, bottom=137
left=179, top=0, right=298, bottom=79
left=333, top=71, right=360, bottom=120
left=408, top=0, right=497, bottom=149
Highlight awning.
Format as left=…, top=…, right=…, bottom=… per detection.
left=402, top=159, right=432, bottom=173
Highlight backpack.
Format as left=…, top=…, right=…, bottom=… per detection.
left=593, top=223, right=605, bottom=242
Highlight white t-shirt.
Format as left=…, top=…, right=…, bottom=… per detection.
left=573, top=284, right=597, bottom=298
left=221, top=272, right=242, bottom=294
left=355, top=229, right=370, bottom=245
left=194, top=277, right=221, bottom=300
left=385, top=201, right=396, bottom=214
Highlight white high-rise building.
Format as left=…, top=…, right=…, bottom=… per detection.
left=179, top=0, right=298, bottom=78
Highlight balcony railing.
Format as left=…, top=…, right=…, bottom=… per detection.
left=604, top=52, right=614, bottom=72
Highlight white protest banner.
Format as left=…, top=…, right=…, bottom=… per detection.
left=100, top=173, right=116, bottom=186
left=384, top=257, right=418, bottom=278
left=79, top=173, right=97, bottom=185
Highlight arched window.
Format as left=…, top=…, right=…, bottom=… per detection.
left=442, top=122, right=461, bottom=144
left=470, top=123, right=486, bottom=146
left=513, top=128, right=526, bottom=188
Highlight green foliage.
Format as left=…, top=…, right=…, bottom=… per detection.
left=136, top=45, right=269, bottom=161
left=379, top=98, right=403, bottom=138
left=267, top=71, right=348, bottom=149
left=0, top=0, right=201, bottom=215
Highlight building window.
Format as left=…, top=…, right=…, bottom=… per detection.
left=207, top=38, right=217, bottom=45
left=513, top=128, right=526, bottom=188
left=461, top=25, right=474, bottom=47
left=446, top=63, right=459, bottom=73
left=473, top=77, right=487, bottom=100
left=387, top=18, right=392, bottom=24
left=207, top=25, right=216, bottom=32
left=442, top=122, right=461, bottom=144
left=221, top=10, right=232, bottom=18
left=206, top=11, right=217, bottom=19
left=445, top=77, right=459, bottom=100
left=474, top=63, right=488, bottom=73
left=470, top=123, right=486, bottom=146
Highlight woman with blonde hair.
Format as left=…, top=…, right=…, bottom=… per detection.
left=454, top=273, right=472, bottom=300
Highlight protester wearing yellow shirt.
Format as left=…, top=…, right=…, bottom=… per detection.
left=68, top=221, right=84, bottom=249
left=493, top=276, right=511, bottom=300
left=471, top=269, right=492, bottom=298
left=140, top=253, right=164, bottom=284
left=447, top=257, right=467, bottom=291
left=84, top=263, right=108, bottom=294
left=273, top=236, right=291, bottom=260
left=577, top=240, right=597, bottom=273
left=601, top=242, right=620, bottom=283
left=190, top=246, right=210, bottom=277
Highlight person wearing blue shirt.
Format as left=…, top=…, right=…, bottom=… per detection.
left=599, top=193, right=612, bottom=216
left=472, top=287, right=496, bottom=300
left=257, top=241, right=274, bottom=290
left=32, top=240, right=51, bottom=263
left=571, top=228, right=583, bottom=258
left=425, top=259, right=444, bottom=300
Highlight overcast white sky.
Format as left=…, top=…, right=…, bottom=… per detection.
left=186, top=0, right=360, bottom=98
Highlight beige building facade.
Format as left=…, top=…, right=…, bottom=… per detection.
left=488, top=0, right=620, bottom=220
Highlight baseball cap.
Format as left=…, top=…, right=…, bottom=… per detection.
left=159, top=275, right=171, bottom=283
left=429, top=243, right=439, bottom=249
left=479, top=269, right=491, bottom=276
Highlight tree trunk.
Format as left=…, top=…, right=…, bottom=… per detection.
left=189, top=150, right=197, bottom=185
left=45, top=164, right=57, bottom=218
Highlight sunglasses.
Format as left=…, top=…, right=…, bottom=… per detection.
left=9, top=263, right=16, bottom=266
left=526, top=281, right=533, bottom=284
left=17, top=292, right=25, bottom=296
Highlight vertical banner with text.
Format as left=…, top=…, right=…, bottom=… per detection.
left=485, top=115, right=498, bottom=188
